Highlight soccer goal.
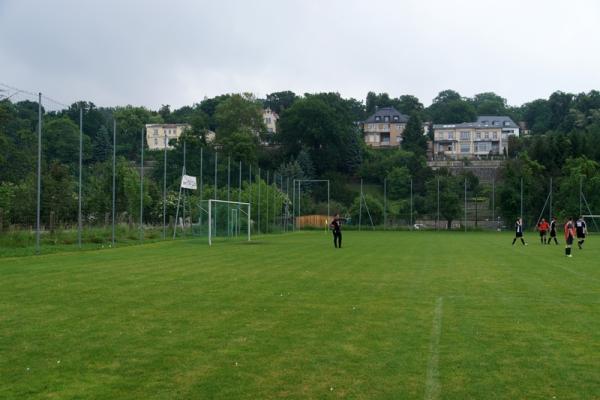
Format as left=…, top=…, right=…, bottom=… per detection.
left=208, top=199, right=251, bottom=246
left=582, top=215, right=600, bottom=233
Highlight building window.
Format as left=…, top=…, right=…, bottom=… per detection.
left=476, top=132, right=481, bottom=139
left=476, top=142, right=491, bottom=153
left=153, top=129, right=158, bottom=136
left=484, top=132, right=489, bottom=139
left=460, top=131, right=470, bottom=140
left=384, top=116, right=390, bottom=122
left=368, top=124, right=373, bottom=130
left=493, top=132, right=497, bottom=139
left=393, top=116, right=399, bottom=121
left=461, top=143, right=470, bottom=153
left=375, top=116, right=381, bottom=122
left=265, top=118, right=271, bottom=124
left=447, top=132, right=455, bottom=140
left=154, top=138, right=158, bottom=145
left=396, top=136, right=402, bottom=143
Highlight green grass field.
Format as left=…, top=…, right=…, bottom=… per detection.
left=1, top=231, right=598, bottom=399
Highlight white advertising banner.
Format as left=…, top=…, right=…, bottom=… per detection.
left=181, top=175, right=197, bottom=190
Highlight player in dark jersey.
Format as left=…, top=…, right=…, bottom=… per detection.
left=564, top=217, right=576, bottom=257
left=575, top=216, right=587, bottom=249
left=512, top=217, right=527, bottom=246
left=548, top=216, right=559, bottom=245
left=537, top=218, right=550, bottom=244
left=330, top=213, right=343, bottom=248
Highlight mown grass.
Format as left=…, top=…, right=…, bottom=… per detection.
left=0, top=231, right=598, bottom=399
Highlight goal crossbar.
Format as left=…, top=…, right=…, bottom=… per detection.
left=208, top=199, right=251, bottom=246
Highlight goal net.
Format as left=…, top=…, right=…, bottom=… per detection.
left=208, top=199, right=251, bottom=246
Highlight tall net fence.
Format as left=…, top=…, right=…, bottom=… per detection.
left=1, top=85, right=599, bottom=254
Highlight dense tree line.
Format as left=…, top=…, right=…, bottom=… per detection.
left=1, top=87, right=600, bottom=230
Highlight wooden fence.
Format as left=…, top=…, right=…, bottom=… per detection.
left=295, top=214, right=329, bottom=229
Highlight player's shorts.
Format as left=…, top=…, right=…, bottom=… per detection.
left=515, top=232, right=523, bottom=237
left=576, top=231, right=586, bottom=239
left=566, top=235, right=574, bottom=245
left=539, top=230, right=547, bottom=236
left=550, top=230, right=556, bottom=237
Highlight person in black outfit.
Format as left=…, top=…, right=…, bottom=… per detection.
left=548, top=216, right=559, bottom=245
left=330, top=213, right=343, bottom=248
left=512, top=217, right=527, bottom=245
left=575, top=216, right=587, bottom=249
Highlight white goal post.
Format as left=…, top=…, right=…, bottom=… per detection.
left=208, top=199, right=251, bottom=246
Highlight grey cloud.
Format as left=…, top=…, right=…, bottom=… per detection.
left=1, top=0, right=600, bottom=109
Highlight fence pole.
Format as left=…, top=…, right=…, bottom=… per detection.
left=257, top=168, right=261, bottom=234
left=199, top=147, right=203, bottom=234
left=112, top=119, right=116, bottom=246
left=298, top=180, right=301, bottom=229
left=549, top=177, right=552, bottom=221
left=248, top=164, right=252, bottom=233
left=238, top=161, right=242, bottom=236
left=437, top=177, right=440, bottom=231
left=579, top=175, right=583, bottom=216
left=227, top=155, right=231, bottom=236
left=464, top=177, right=467, bottom=232
left=327, top=179, right=330, bottom=230
left=266, top=170, right=270, bottom=233
left=78, top=106, right=83, bottom=248
left=139, top=126, right=144, bottom=242
left=520, top=177, right=523, bottom=225
left=383, top=178, right=387, bottom=230
left=286, top=177, right=290, bottom=232
left=359, top=179, right=363, bottom=231
left=35, top=92, right=42, bottom=255
left=292, top=179, right=295, bottom=231
left=182, top=141, right=186, bottom=237
left=162, top=135, right=167, bottom=239
left=410, top=178, right=413, bottom=230
left=492, top=178, right=495, bottom=226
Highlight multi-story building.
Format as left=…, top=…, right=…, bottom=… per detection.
left=145, top=123, right=191, bottom=150
left=263, top=108, right=278, bottom=134
left=363, top=106, right=409, bottom=148
left=432, top=116, right=519, bottom=159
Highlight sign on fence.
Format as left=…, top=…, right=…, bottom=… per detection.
left=181, top=175, right=197, bottom=190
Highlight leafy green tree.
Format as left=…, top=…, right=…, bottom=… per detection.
left=427, top=90, right=476, bottom=124
left=397, top=95, right=424, bottom=117
left=214, top=94, right=264, bottom=161
left=215, top=94, right=265, bottom=138
left=349, top=193, right=384, bottom=226
left=555, top=157, right=600, bottom=219
left=277, top=94, right=359, bottom=175
left=498, top=154, right=547, bottom=226
left=114, top=106, right=156, bottom=159
left=93, top=125, right=112, bottom=162
left=386, top=166, right=411, bottom=199
left=470, top=92, right=508, bottom=115
left=265, top=91, right=298, bottom=115
left=522, top=99, right=552, bottom=134
left=0, top=182, right=16, bottom=227
left=62, top=101, right=106, bottom=144
left=401, top=113, right=427, bottom=156
left=44, top=117, right=92, bottom=165
left=366, top=92, right=394, bottom=115
left=42, top=161, right=77, bottom=224
left=424, top=170, right=462, bottom=229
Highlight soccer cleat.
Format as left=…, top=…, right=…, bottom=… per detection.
left=567, top=254, right=573, bottom=258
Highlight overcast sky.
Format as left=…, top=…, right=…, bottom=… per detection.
left=1, top=0, right=600, bottom=110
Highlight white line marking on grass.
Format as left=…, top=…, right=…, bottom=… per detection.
left=555, top=264, right=600, bottom=283
left=424, top=297, right=443, bottom=400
